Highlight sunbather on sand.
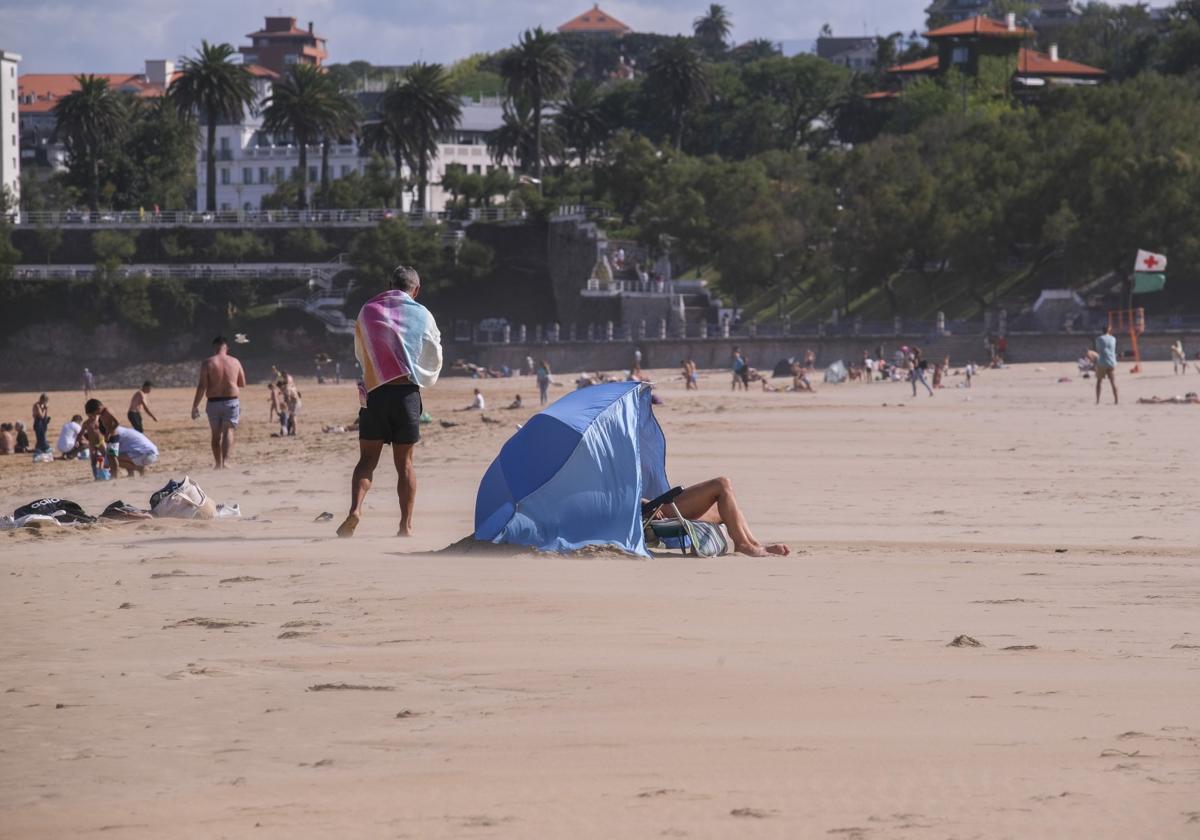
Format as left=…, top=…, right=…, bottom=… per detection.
left=1137, top=393, right=1199, bottom=404
left=652, top=477, right=791, bottom=557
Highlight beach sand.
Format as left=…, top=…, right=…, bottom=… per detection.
left=1, top=362, right=1198, bottom=838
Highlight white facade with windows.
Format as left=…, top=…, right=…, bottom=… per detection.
left=198, top=96, right=512, bottom=214
left=0, top=50, right=21, bottom=207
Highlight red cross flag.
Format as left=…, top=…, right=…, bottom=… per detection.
left=1135, top=249, right=1167, bottom=272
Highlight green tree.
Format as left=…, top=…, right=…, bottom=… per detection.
left=53, top=75, right=127, bottom=211
left=262, top=63, right=346, bottom=211
left=347, top=219, right=443, bottom=309
left=378, top=63, right=462, bottom=212
left=207, top=231, right=271, bottom=261
left=281, top=228, right=332, bottom=260
left=170, top=42, right=255, bottom=212
left=499, top=27, right=574, bottom=182
left=647, top=37, right=711, bottom=150
left=693, top=3, right=733, bottom=57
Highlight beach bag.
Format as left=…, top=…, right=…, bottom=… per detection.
left=647, top=518, right=731, bottom=557
left=640, top=486, right=731, bottom=557
left=100, top=500, right=154, bottom=522
left=13, top=498, right=95, bottom=524
left=150, top=476, right=217, bottom=520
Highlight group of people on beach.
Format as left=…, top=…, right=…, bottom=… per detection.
left=0, top=393, right=51, bottom=456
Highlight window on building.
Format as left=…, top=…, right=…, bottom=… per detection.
left=221, top=203, right=231, bottom=211
left=340, top=165, right=351, bottom=177
left=220, top=136, right=230, bottom=150
left=259, top=167, right=270, bottom=184
left=284, top=54, right=299, bottom=65
left=242, top=167, right=253, bottom=184
left=290, top=166, right=298, bottom=178
left=308, top=165, right=317, bottom=181
left=952, top=46, right=969, bottom=64
left=472, top=165, right=482, bottom=175
left=220, top=168, right=230, bottom=185
left=274, top=166, right=285, bottom=183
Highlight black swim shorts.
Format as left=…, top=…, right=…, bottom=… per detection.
left=359, top=383, right=422, bottom=444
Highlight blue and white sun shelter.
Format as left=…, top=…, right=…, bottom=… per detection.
left=474, top=381, right=669, bottom=555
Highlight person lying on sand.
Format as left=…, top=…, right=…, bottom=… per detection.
left=647, top=477, right=790, bottom=557
left=1137, top=393, right=1200, bottom=404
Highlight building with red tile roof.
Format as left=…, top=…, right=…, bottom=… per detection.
left=239, top=16, right=327, bottom=75
left=558, top=4, right=632, bottom=36
left=924, top=14, right=1034, bottom=39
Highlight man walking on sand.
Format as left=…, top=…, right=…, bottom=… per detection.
left=338, top=265, right=442, bottom=538
left=1095, top=324, right=1119, bottom=405
left=191, top=336, right=246, bottom=468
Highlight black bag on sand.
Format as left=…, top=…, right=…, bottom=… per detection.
left=13, top=498, right=96, bottom=524
left=100, top=501, right=154, bottom=522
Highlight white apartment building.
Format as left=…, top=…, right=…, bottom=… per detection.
left=200, top=98, right=513, bottom=214
left=1, top=50, right=21, bottom=207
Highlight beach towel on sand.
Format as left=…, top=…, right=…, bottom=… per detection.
left=354, top=290, right=443, bottom=392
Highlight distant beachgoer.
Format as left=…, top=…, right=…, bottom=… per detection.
left=731, top=347, right=747, bottom=391
left=1095, top=324, right=1119, bottom=405
left=803, top=349, right=816, bottom=370
left=791, top=362, right=814, bottom=392
left=647, top=477, right=790, bottom=557
left=997, top=335, right=1008, bottom=362
left=634, top=347, right=642, bottom=370
left=1171, top=340, right=1186, bottom=375
left=13, top=422, right=29, bottom=453
left=56, top=415, right=84, bottom=458
left=458, top=388, right=485, bottom=411
left=536, top=360, right=552, bottom=405
left=127, top=381, right=158, bottom=433
left=190, top=335, right=247, bottom=469
left=507, top=394, right=523, bottom=409
left=1138, top=393, right=1200, bottom=404
left=283, top=377, right=302, bottom=436
left=910, top=347, right=934, bottom=397
left=268, top=382, right=281, bottom=422
left=32, top=393, right=51, bottom=453
left=335, top=361, right=342, bottom=384
left=0, top=424, right=14, bottom=454
left=339, top=265, right=442, bottom=538
left=82, top=368, right=96, bottom=397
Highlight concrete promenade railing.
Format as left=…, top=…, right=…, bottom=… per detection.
left=11, top=262, right=345, bottom=282
left=6, top=204, right=594, bottom=229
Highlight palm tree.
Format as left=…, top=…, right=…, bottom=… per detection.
left=647, top=38, right=711, bottom=150
left=318, top=88, right=360, bottom=208
left=376, top=63, right=461, bottom=212
left=262, top=63, right=345, bottom=211
left=693, top=4, right=733, bottom=56
left=53, top=75, right=127, bottom=211
left=499, top=27, right=573, bottom=182
left=555, top=81, right=609, bottom=167
left=488, top=98, right=562, bottom=174
left=170, top=41, right=255, bottom=212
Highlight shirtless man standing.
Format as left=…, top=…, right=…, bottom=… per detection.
left=190, top=336, right=246, bottom=469
left=127, top=381, right=158, bottom=433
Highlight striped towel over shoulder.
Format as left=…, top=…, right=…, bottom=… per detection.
left=354, top=290, right=443, bottom=391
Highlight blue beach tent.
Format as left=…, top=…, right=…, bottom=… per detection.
left=474, top=381, right=669, bottom=555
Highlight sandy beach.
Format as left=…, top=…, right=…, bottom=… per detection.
left=2, top=361, right=1198, bottom=839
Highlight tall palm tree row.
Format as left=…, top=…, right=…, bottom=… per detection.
left=170, top=41, right=255, bottom=212
left=261, top=63, right=352, bottom=211
left=53, top=75, right=127, bottom=211
left=376, top=63, right=462, bottom=212
left=499, top=27, right=573, bottom=182
left=647, top=37, right=712, bottom=151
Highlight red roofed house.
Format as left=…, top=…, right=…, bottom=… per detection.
left=878, top=14, right=1103, bottom=98
left=18, top=61, right=182, bottom=170
left=239, top=16, right=327, bottom=76
left=558, top=4, right=632, bottom=37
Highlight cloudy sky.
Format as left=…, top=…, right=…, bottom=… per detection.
left=3, top=0, right=975, bottom=72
